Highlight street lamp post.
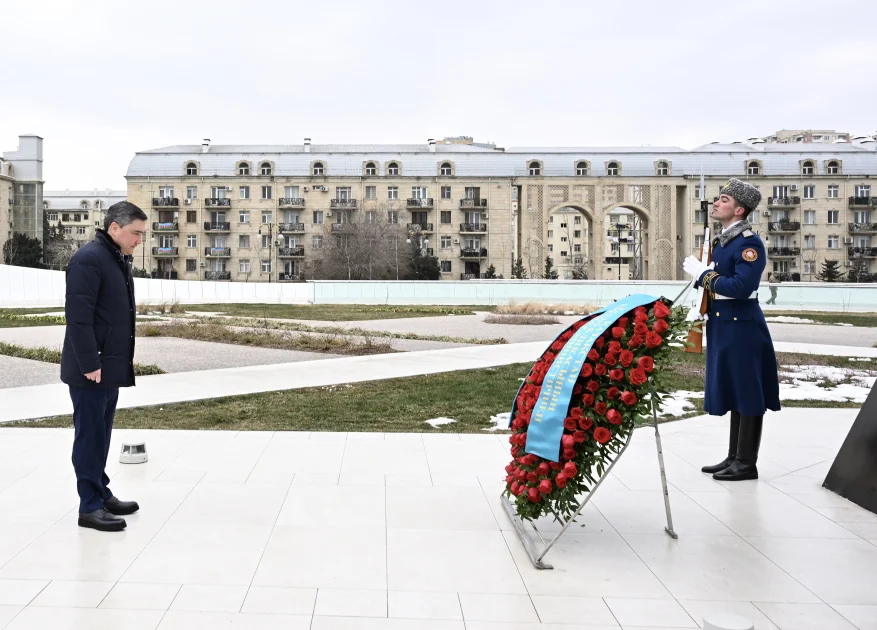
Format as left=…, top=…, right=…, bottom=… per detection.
left=259, top=223, right=277, bottom=283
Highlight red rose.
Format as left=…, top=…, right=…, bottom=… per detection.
left=563, top=462, right=577, bottom=477
left=587, top=380, right=600, bottom=393
left=619, top=350, right=634, bottom=367
left=653, top=301, right=671, bottom=319
left=628, top=335, right=644, bottom=349
left=555, top=473, right=568, bottom=488
left=645, top=331, right=663, bottom=349
left=505, top=463, right=515, bottom=473
left=511, top=446, right=521, bottom=457
left=609, top=369, right=625, bottom=381
left=563, top=448, right=576, bottom=460
left=537, top=462, right=550, bottom=476
left=578, top=416, right=593, bottom=431
left=573, top=430, right=586, bottom=443
left=595, top=402, right=607, bottom=415
left=527, top=487, right=542, bottom=503
left=561, top=434, right=575, bottom=449
left=524, top=454, right=538, bottom=466
left=538, top=479, right=553, bottom=494
left=516, top=469, right=527, bottom=482
left=563, top=417, right=577, bottom=431
left=527, top=472, right=538, bottom=483
left=604, top=354, right=618, bottom=367
left=511, top=482, right=522, bottom=496
left=653, top=319, right=669, bottom=335
left=621, top=390, right=638, bottom=405
left=587, top=349, right=600, bottom=362
left=618, top=317, right=629, bottom=328
left=570, top=407, right=584, bottom=419
left=594, top=336, right=605, bottom=349
left=637, top=356, right=654, bottom=373
left=582, top=394, right=595, bottom=407
left=580, top=363, right=593, bottom=377
left=572, top=321, right=586, bottom=331
left=551, top=340, right=564, bottom=352
left=595, top=364, right=607, bottom=376
left=629, top=367, right=648, bottom=386
left=506, top=474, right=515, bottom=484
left=608, top=341, right=622, bottom=354
left=549, top=461, right=562, bottom=470
left=594, top=427, right=612, bottom=444
left=573, top=383, right=583, bottom=395
left=634, top=322, right=649, bottom=335
left=611, top=327, right=625, bottom=339
left=607, top=387, right=619, bottom=399
left=561, top=330, right=574, bottom=342
left=634, top=306, right=647, bottom=317
left=607, top=409, right=622, bottom=425
left=635, top=311, right=648, bottom=323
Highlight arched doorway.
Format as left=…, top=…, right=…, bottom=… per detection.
left=600, top=202, right=651, bottom=280
left=542, top=203, right=595, bottom=279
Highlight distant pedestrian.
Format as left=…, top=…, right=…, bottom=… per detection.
left=766, top=273, right=778, bottom=305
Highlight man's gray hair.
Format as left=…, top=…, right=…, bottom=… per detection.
left=104, top=201, right=147, bottom=231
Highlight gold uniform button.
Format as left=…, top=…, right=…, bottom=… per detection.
left=734, top=317, right=738, bottom=321
left=716, top=312, right=720, bottom=317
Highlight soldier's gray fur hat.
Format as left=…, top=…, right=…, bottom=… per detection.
left=720, top=178, right=762, bottom=212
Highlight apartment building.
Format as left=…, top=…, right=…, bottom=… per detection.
left=1, top=135, right=44, bottom=247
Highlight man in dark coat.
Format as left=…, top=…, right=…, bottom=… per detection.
left=61, top=201, right=148, bottom=531
left=683, top=179, right=781, bottom=481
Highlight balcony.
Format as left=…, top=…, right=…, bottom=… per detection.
left=152, top=197, right=179, bottom=207
left=205, top=198, right=232, bottom=207
left=204, top=222, right=231, bottom=232
left=330, top=199, right=357, bottom=210
left=849, top=196, right=877, bottom=207
left=407, top=198, right=434, bottom=209
left=330, top=223, right=348, bottom=232
left=768, top=247, right=801, bottom=257
left=278, top=222, right=305, bottom=233
left=848, top=246, right=877, bottom=258
left=768, top=221, right=800, bottom=232
left=460, top=223, right=487, bottom=233
left=278, top=246, right=305, bottom=257
left=279, top=198, right=305, bottom=208
left=848, top=222, right=877, bottom=233
left=150, top=270, right=178, bottom=280
left=771, top=272, right=797, bottom=282
left=767, top=196, right=801, bottom=207
left=152, top=221, right=178, bottom=233
left=204, top=271, right=231, bottom=281
left=407, top=223, right=434, bottom=233
left=423, top=248, right=434, bottom=257
left=460, top=247, right=487, bottom=259
left=204, top=247, right=231, bottom=257
left=850, top=272, right=877, bottom=283
left=151, top=247, right=178, bottom=257
left=460, top=198, right=488, bottom=209
left=278, top=274, right=302, bottom=282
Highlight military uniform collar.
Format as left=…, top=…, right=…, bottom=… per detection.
left=718, top=220, right=753, bottom=247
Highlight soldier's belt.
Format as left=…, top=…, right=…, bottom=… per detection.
left=713, top=291, right=758, bottom=300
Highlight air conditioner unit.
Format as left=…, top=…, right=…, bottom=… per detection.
left=184, top=199, right=191, bottom=205
left=453, top=238, right=459, bottom=244
left=763, top=210, right=771, bottom=217
left=790, top=184, right=799, bottom=191
left=482, top=214, right=489, bottom=219
left=326, top=211, right=332, bottom=217
left=845, top=261, right=853, bottom=267
left=318, top=186, right=328, bottom=192
left=791, top=260, right=798, bottom=267
left=303, top=186, right=308, bottom=192
left=844, top=237, right=854, bottom=244
left=200, top=261, right=205, bottom=267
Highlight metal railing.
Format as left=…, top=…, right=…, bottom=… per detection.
left=278, top=246, right=305, bottom=257
left=848, top=246, right=877, bottom=257
left=407, top=198, right=434, bottom=208
left=203, top=222, right=231, bottom=231
left=151, top=247, right=178, bottom=256
left=767, top=196, right=801, bottom=206
left=848, top=222, right=877, bottom=233
left=279, top=198, right=305, bottom=207
left=407, top=223, right=434, bottom=232
left=330, top=223, right=347, bottom=232
left=204, top=271, right=231, bottom=280
left=205, top=198, right=232, bottom=207
left=460, top=223, right=487, bottom=232
left=460, top=247, right=488, bottom=258
left=152, top=197, right=179, bottom=207
left=330, top=199, right=357, bottom=209
left=849, top=196, right=876, bottom=207
left=278, top=223, right=305, bottom=232
left=768, top=221, right=801, bottom=231
left=460, top=198, right=488, bottom=208
left=768, top=247, right=801, bottom=257
left=151, top=222, right=178, bottom=232
left=204, top=247, right=231, bottom=257
left=278, top=274, right=301, bottom=282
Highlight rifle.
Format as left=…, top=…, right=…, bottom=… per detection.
left=685, top=197, right=712, bottom=353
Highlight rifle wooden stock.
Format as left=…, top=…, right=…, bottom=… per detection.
left=684, top=237, right=712, bottom=355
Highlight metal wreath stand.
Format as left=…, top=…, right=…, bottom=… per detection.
left=501, top=285, right=699, bottom=570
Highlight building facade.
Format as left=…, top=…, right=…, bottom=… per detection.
left=126, top=137, right=877, bottom=283
left=1, top=135, right=44, bottom=247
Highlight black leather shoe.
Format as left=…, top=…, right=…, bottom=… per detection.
left=104, top=496, right=140, bottom=516
left=78, top=508, right=126, bottom=532
left=712, top=460, right=758, bottom=481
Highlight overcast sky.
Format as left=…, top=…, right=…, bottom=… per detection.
left=3, top=0, right=875, bottom=191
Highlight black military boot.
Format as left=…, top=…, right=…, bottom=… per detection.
left=701, top=411, right=740, bottom=474
left=713, top=415, right=763, bottom=481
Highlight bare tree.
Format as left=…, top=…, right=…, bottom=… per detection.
left=801, top=249, right=818, bottom=282
left=44, top=238, right=78, bottom=270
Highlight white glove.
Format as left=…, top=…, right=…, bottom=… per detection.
left=683, top=255, right=714, bottom=281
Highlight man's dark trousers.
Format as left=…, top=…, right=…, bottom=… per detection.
left=69, top=385, right=119, bottom=513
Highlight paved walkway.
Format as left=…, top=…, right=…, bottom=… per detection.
left=0, top=408, right=874, bottom=629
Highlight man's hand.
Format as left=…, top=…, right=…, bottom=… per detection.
left=683, top=255, right=715, bottom=281
left=84, top=369, right=101, bottom=384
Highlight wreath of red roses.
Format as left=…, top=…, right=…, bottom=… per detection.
left=505, top=298, right=685, bottom=522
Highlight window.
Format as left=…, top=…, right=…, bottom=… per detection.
left=827, top=161, right=839, bottom=175
left=804, top=210, right=816, bottom=224
left=805, top=235, right=816, bottom=249
left=336, top=187, right=351, bottom=201
left=576, top=161, right=589, bottom=176
left=747, top=161, right=760, bottom=175
left=239, top=186, right=250, bottom=200
left=62, top=226, right=72, bottom=235
left=656, top=161, right=669, bottom=176
left=365, top=186, right=376, bottom=200
left=802, top=161, right=814, bottom=175
left=187, top=186, right=198, bottom=199
left=773, top=261, right=790, bottom=273
left=574, top=230, right=582, bottom=238
left=440, top=211, right=451, bottom=224
left=47, top=213, right=58, bottom=222
left=73, top=214, right=81, bottom=222
left=388, top=187, right=398, bottom=200
left=312, top=162, right=324, bottom=176
left=547, top=230, right=554, bottom=237
left=77, top=226, right=86, bottom=235
left=441, top=260, right=451, bottom=273
left=366, top=211, right=376, bottom=223
left=694, top=185, right=702, bottom=199
left=411, top=186, right=427, bottom=200
left=187, top=234, right=197, bottom=248
left=804, top=261, right=815, bottom=274
left=773, top=186, right=789, bottom=199
left=187, top=211, right=197, bottom=223
left=260, top=162, right=272, bottom=176
left=561, top=236, right=568, bottom=242
left=238, top=163, right=250, bottom=176
left=828, top=235, right=839, bottom=249
left=574, top=216, right=581, bottom=224
left=854, top=210, right=872, bottom=223
left=186, top=163, right=197, bottom=175
left=261, top=234, right=271, bottom=248
left=856, top=185, right=871, bottom=197
left=561, top=251, right=568, bottom=257
left=365, top=162, right=377, bottom=176
left=239, top=260, right=250, bottom=273
left=560, top=222, right=568, bottom=228
left=262, top=211, right=273, bottom=224
left=62, top=213, right=71, bottom=222
left=828, top=185, right=839, bottom=199
left=547, top=244, right=554, bottom=252
left=238, top=210, right=250, bottom=224
left=159, top=186, right=174, bottom=198
left=803, top=185, right=815, bottom=200
left=694, top=235, right=705, bottom=251
left=607, top=162, right=619, bottom=176
left=574, top=244, right=582, bottom=252
left=261, top=186, right=272, bottom=200
left=441, top=236, right=452, bottom=248
left=549, top=216, right=554, bottom=223
left=261, top=260, right=272, bottom=273
left=186, top=259, right=197, bottom=272
left=312, top=235, right=323, bottom=249
left=387, top=211, right=398, bottom=224
left=440, top=162, right=452, bottom=176
left=528, top=161, right=541, bottom=176
left=441, top=186, right=451, bottom=199
left=387, top=162, right=399, bottom=175
left=828, top=210, right=839, bottom=224
left=313, top=210, right=324, bottom=224
left=239, top=235, right=250, bottom=248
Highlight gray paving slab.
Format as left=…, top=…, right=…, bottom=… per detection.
left=0, top=355, right=61, bottom=388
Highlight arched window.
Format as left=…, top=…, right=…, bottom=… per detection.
left=238, top=163, right=250, bottom=176
left=747, top=161, right=760, bottom=175
left=365, top=162, right=377, bottom=176
left=186, top=162, right=198, bottom=175
left=387, top=162, right=399, bottom=175
left=260, top=162, right=272, bottom=176
left=802, top=161, right=814, bottom=176
left=313, top=162, right=324, bottom=176
left=80, top=200, right=89, bottom=209
left=440, top=162, right=452, bottom=176
left=607, top=162, right=619, bottom=176
left=827, top=160, right=840, bottom=175
left=576, top=161, right=589, bottom=176
left=528, top=161, right=541, bottom=176
left=656, top=161, right=669, bottom=176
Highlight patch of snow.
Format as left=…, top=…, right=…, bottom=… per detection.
left=778, top=364, right=875, bottom=403
left=766, top=316, right=817, bottom=324
left=483, top=412, right=511, bottom=432
left=425, top=417, right=457, bottom=428
left=21, top=311, right=64, bottom=317
left=835, top=323, right=854, bottom=327
left=849, top=357, right=872, bottom=362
